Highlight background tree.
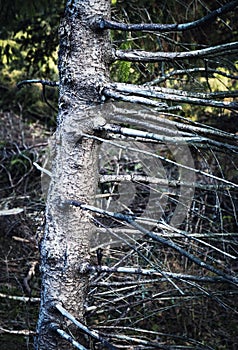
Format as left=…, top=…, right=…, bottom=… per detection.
left=0, top=1, right=238, bottom=349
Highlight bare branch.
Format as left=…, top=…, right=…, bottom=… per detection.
left=33, top=162, right=52, bottom=177
left=92, top=101, right=238, bottom=141
left=49, top=324, right=88, bottom=350
left=85, top=265, right=233, bottom=283
left=0, top=207, right=24, bottom=216
left=100, top=123, right=238, bottom=152
left=114, top=41, right=238, bottom=63
left=17, top=79, right=59, bottom=89
left=148, top=67, right=238, bottom=85
left=0, top=327, right=35, bottom=336
left=104, top=83, right=238, bottom=110
left=54, top=303, right=118, bottom=350
left=101, top=123, right=202, bottom=143
left=95, top=227, right=238, bottom=238
left=109, top=82, right=238, bottom=100
left=129, top=220, right=238, bottom=285
left=66, top=200, right=238, bottom=285
left=0, top=292, right=39, bottom=303
left=17, top=79, right=59, bottom=112
left=84, top=133, right=238, bottom=189
left=110, top=112, right=237, bottom=142
left=94, top=331, right=171, bottom=349
left=99, top=174, right=236, bottom=191
left=95, top=1, right=238, bottom=32
left=97, top=331, right=206, bottom=349
left=103, top=88, right=170, bottom=109
left=96, top=327, right=217, bottom=350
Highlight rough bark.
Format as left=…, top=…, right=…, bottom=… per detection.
left=35, top=1, right=111, bottom=349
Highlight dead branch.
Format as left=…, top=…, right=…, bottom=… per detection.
left=91, top=101, right=238, bottom=141
left=17, top=79, right=58, bottom=89
left=95, top=1, right=238, bottom=32
left=0, top=327, right=35, bottom=335
left=114, top=41, right=238, bottom=63
left=49, top=324, right=88, bottom=350
left=84, top=133, right=238, bottom=189
left=99, top=173, right=235, bottom=191
left=54, top=303, right=118, bottom=350
left=148, top=67, right=238, bottom=85
left=0, top=292, right=39, bottom=303
left=104, top=83, right=238, bottom=110
left=66, top=200, right=238, bottom=285
left=100, top=123, right=238, bottom=151
left=85, top=265, right=232, bottom=283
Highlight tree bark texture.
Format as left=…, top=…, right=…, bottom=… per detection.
left=35, top=1, right=111, bottom=349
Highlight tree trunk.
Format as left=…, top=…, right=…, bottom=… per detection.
left=35, top=1, right=111, bottom=349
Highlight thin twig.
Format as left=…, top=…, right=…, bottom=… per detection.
left=17, top=79, right=58, bottom=113
left=33, top=162, right=52, bottom=177
left=42, top=84, right=58, bottom=113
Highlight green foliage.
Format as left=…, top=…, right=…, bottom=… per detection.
left=0, top=0, right=64, bottom=76
left=111, top=41, right=133, bottom=83
left=0, top=0, right=62, bottom=126
left=116, top=60, right=131, bottom=83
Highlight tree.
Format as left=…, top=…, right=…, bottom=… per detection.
left=35, top=1, right=111, bottom=349
left=16, top=0, right=237, bottom=349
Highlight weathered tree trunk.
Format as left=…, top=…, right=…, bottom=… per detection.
left=35, top=1, right=111, bottom=349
